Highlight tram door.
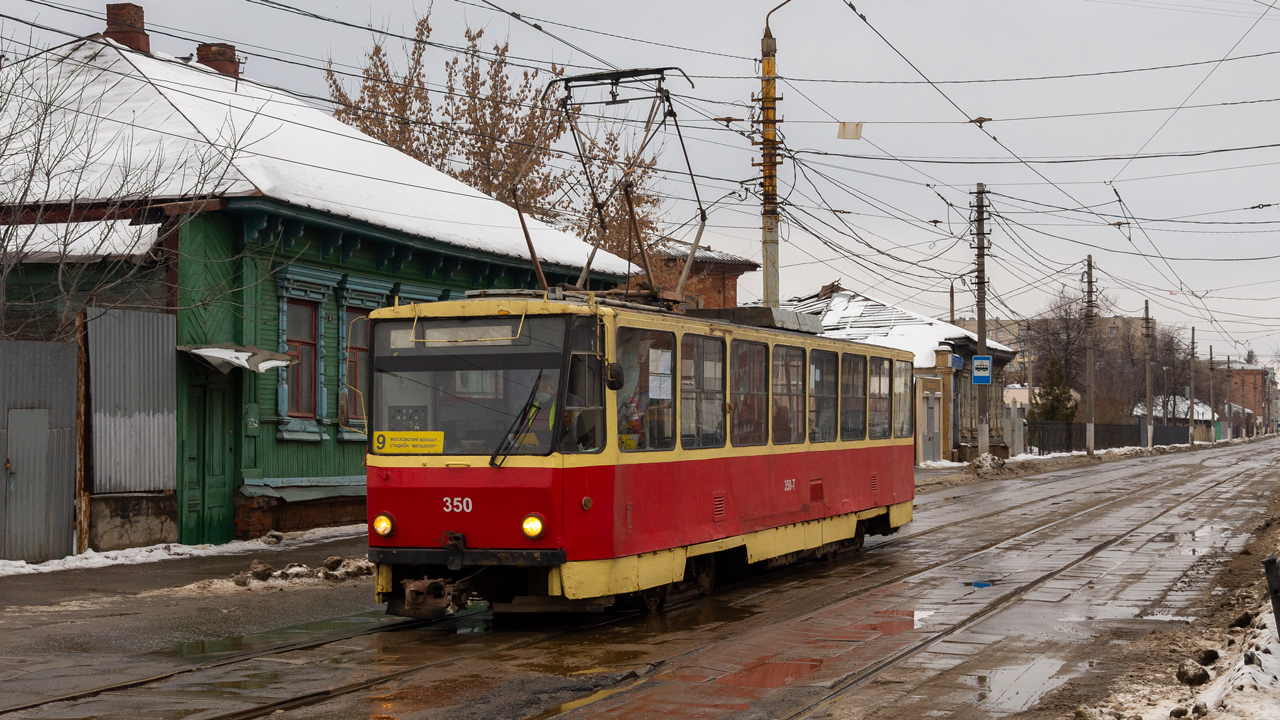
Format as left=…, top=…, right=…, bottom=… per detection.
left=922, top=397, right=940, bottom=463
left=181, top=376, right=235, bottom=544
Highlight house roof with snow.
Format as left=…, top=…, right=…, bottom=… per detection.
left=783, top=283, right=1015, bottom=369
left=1133, top=396, right=1218, bottom=422
left=2, top=36, right=632, bottom=276
left=652, top=238, right=760, bottom=269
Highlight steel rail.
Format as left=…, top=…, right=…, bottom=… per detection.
left=526, top=445, right=1270, bottom=718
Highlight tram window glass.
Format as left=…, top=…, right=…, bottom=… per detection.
left=772, top=345, right=806, bottom=445
left=285, top=300, right=317, bottom=418
left=840, top=353, right=867, bottom=441
left=809, top=350, right=838, bottom=443
left=345, top=308, right=370, bottom=421
left=681, top=335, right=726, bottom=449
left=370, top=315, right=567, bottom=455
left=561, top=316, right=605, bottom=453
left=616, top=327, right=676, bottom=451
left=894, top=360, right=914, bottom=439
left=730, top=341, right=768, bottom=446
left=868, top=356, right=892, bottom=439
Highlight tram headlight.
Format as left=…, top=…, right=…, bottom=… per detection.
left=521, top=513, right=545, bottom=539
left=372, top=513, right=395, bottom=537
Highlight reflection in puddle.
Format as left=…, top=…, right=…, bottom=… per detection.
left=847, top=609, right=919, bottom=637
left=172, top=611, right=395, bottom=661
left=969, top=656, right=1068, bottom=712
left=719, top=659, right=823, bottom=688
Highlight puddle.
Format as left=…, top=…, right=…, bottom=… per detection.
left=370, top=672, right=498, bottom=712
left=968, top=656, right=1068, bottom=712
left=171, top=611, right=396, bottom=661
left=524, top=677, right=648, bottom=720
left=846, top=610, right=919, bottom=637
left=718, top=659, right=823, bottom=688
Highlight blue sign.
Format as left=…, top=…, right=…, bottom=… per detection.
left=949, top=353, right=964, bottom=370
left=972, top=355, right=993, bottom=385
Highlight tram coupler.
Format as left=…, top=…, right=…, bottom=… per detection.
left=402, top=577, right=472, bottom=615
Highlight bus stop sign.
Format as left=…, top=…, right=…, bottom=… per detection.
left=972, top=356, right=992, bottom=385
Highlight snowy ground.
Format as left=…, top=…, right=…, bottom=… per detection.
left=0, top=524, right=367, bottom=578
left=1081, top=611, right=1280, bottom=720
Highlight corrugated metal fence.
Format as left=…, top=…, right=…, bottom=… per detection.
left=0, top=340, right=78, bottom=562
left=86, top=308, right=176, bottom=493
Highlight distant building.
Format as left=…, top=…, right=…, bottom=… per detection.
left=789, top=283, right=1017, bottom=463
left=652, top=238, right=758, bottom=309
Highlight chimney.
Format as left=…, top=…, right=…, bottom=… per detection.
left=196, top=43, right=239, bottom=79
left=104, top=3, right=150, bottom=53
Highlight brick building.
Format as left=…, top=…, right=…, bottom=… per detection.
left=653, top=238, right=759, bottom=309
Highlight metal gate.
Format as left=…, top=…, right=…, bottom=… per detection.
left=0, top=340, right=78, bottom=562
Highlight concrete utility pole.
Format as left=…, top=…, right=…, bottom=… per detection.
left=1085, top=254, right=1095, bottom=456
left=1227, top=356, right=1233, bottom=439
left=1188, top=328, right=1195, bottom=435
left=1209, top=346, right=1216, bottom=441
left=1026, top=320, right=1035, bottom=406
left=975, top=183, right=990, bottom=456
left=1152, top=298, right=1162, bottom=445
left=758, top=9, right=785, bottom=308
left=950, top=279, right=956, bottom=324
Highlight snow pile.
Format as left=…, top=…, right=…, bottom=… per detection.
left=971, top=453, right=1006, bottom=478
left=1196, top=612, right=1280, bottom=718
left=918, top=459, right=968, bottom=470
left=0, top=524, right=367, bottom=578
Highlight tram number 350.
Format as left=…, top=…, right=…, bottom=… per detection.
left=443, top=497, right=473, bottom=513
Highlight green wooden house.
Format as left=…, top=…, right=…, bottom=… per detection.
left=2, top=7, right=631, bottom=546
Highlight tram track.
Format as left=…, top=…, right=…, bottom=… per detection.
left=522, top=447, right=1273, bottom=719
left=780, top=453, right=1273, bottom=720
left=2, top=445, right=1264, bottom=719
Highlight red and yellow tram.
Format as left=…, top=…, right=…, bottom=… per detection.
left=365, top=291, right=915, bottom=616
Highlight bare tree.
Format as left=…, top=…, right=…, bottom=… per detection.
left=1, top=35, right=247, bottom=341
left=325, top=13, right=666, bottom=274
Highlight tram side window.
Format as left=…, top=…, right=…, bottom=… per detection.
left=772, top=345, right=806, bottom=445
left=868, top=356, right=892, bottom=439
left=681, top=335, right=726, bottom=449
left=730, top=341, right=768, bottom=446
left=809, top=350, right=838, bottom=443
left=840, top=353, right=867, bottom=441
left=617, top=327, right=676, bottom=451
left=561, top=316, right=605, bottom=453
left=894, top=359, right=914, bottom=439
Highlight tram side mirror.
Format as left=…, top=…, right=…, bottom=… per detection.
left=605, top=362, right=624, bottom=391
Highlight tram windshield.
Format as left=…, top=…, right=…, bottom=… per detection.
left=371, top=315, right=568, bottom=456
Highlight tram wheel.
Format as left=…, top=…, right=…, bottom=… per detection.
left=640, top=585, right=668, bottom=614
left=851, top=523, right=866, bottom=552
left=693, top=557, right=716, bottom=596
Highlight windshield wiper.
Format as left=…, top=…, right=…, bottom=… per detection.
left=490, top=370, right=544, bottom=468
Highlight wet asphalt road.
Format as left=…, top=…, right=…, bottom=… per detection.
left=2, top=439, right=1277, bottom=719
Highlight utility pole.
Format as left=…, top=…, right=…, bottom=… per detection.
left=950, top=279, right=956, bottom=324
left=1209, top=346, right=1215, bottom=441
left=1025, top=320, right=1034, bottom=406
left=1085, top=255, right=1095, bottom=456
left=1227, top=356, right=1233, bottom=440
left=975, top=183, right=990, bottom=457
left=1145, top=300, right=1153, bottom=448
left=1188, top=328, right=1195, bottom=436
left=758, top=15, right=783, bottom=308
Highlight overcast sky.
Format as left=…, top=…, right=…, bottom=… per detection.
left=11, top=0, right=1280, bottom=360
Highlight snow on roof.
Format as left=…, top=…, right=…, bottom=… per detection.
left=1133, top=396, right=1218, bottom=422
left=2, top=39, right=632, bottom=275
left=10, top=220, right=160, bottom=262
left=784, top=287, right=1015, bottom=369
left=652, top=238, right=759, bottom=268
